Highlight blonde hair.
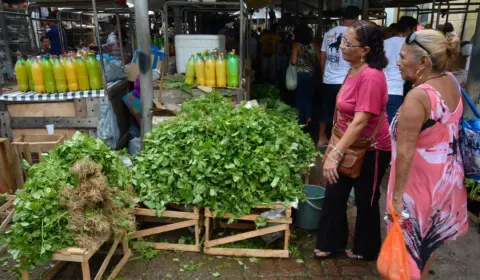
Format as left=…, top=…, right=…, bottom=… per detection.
left=412, top=29, right=460, bottom=72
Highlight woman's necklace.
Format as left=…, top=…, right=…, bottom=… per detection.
left=414, top=73, right=446, bottom=87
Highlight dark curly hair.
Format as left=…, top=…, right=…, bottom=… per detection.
left=351, top=20, right=388, bottom=70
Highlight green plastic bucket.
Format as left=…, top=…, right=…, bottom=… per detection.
left=294, top=185, right=325, bottom=230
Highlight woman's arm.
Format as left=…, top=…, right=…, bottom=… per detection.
left=290, top=42, right=299, bottom=65
left=392, top=88, right=429, bottom=215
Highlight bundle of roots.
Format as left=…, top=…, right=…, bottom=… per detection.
left=61, top=159, right=136, bottom=249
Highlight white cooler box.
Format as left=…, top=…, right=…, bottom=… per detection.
left=175, top=35, right=225, bottom=73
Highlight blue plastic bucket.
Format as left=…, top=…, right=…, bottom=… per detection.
left=294, top=185, right=325, bottom=230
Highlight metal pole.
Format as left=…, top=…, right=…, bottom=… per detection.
left=362, top=0, right=369, bottom=20
left=466, top=7, right=480, bottom=115
left=129, top=12, right=135, bottom=54
left=296, top=0, right=300, bottom=24
left=461, top=0, right=472, bottom=41
left=92, top=0, right=108, bottom=93
left=0, top=9, right=13, bottom=78
left=80, top=12, right=84, bottom=46
left=56, top=11, right=65, bottom=54
left=115, top=9, right=125, bottom=67
left=26, top=9, right=39, bottom=53
left=431, top=0, right=437, bottom=27
left=436, top=0, right=443, bottom=29
left=281, top=0, right=285, bottom=21
left=317, top=0, right=323, bottom=39
left=135, top=0, right=153, bottom=136
left=239, top=0, right=244, bottom=88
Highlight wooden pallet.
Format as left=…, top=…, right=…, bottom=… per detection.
left=203, top=204, right=292, bottom=258
left=0, top=138, right=20, bottom=193
left=0, top=195, right=15, bottom=231
left=131, top=205, right=201, bottom=252
left=21, top=234, right=131, bottom=280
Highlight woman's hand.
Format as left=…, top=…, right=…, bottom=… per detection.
left=391, top=197, right=403, bottom=217
left=323, top=150, right=341, bottom=184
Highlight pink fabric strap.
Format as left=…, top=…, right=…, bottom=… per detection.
left=371, top=149, right=379, bottom=206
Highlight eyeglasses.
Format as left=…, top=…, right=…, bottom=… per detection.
left=340, top=37, right=362, bottom=48
left=406, top=32, right=431, bottom=55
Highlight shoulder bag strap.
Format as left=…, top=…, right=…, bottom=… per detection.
left=369, top=111, right=385, bottom=141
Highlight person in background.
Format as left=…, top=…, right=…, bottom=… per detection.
left=290, top=24, right=321, bottom=126
left=40, top=36, right=51, bottom=55
left=383, top=17, right=414, bottom=123
left=317, top=6, right=360, bottom=148
left=259, top=25, right=280, bottom=82
left=43, top=13, right=67, bottom=55
left=387, top=29, right=466, bottom=280
left=397, top=16, right=419, bottom=98
left=314, top=21, right=391, bottom=260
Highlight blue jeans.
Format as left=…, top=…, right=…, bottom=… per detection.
left=296, top=72, right=313, bottom=125
left=387, top=95, right=404, bottom=124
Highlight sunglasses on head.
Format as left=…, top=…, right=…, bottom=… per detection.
left=406, top=32, right=431, bottom=55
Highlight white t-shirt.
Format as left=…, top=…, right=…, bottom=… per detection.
left=321, top=26, right=350, bottom=84
left=383, top=36, right=405, bottom=96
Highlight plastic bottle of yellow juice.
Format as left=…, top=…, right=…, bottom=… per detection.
left=86, top=53, right=103, bottom=90
left=215, top=53, right=227, bottom=87
left=15, top=57, right=29, bottom=92
left=205, top=52, right=216, bottom=86
left=25, top=56, right=35, bottom=91
left=31, top=56, right=45, bottom=93
left=194, top=53, right=205, bottom=86
left=184, top=54, right=195, bottom=86
left=75, top=56, right=90, bottom=90
left=65, top=55, right=79, bottom=92
left=42, top=55, right=56, bottom=93
left=52, top=56, right=68, bottom=92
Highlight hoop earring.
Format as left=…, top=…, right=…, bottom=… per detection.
left=415, top=69, right=424, bottom=82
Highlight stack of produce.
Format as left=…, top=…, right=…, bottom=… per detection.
left=14, top=53, right=103, bottom=94
left=132, top=92, right=316, bottom=217
left=185, top=49, right=239, bottom=88
left=7, top=133, right=137, bottom=270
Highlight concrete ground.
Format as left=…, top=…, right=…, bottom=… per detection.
left=1, top=157, right=479, bottom=280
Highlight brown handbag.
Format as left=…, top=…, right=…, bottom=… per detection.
left=322, top=109, right=385, bottom=179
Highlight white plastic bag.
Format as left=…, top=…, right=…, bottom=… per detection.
left=286, top=63, right=297, bottom=91
left=97, top=104, right=120, bottom=149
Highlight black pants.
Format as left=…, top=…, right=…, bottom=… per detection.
left=319, top=83, right=342, bottom=123
left=316, top=150, right=391, bottom=260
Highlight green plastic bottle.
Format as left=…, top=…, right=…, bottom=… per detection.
left=52, top=56, right=68, bottom=92
left=24, top=56, right=35, bottom=91
left=185, top=54, right=196, bottom=86
left=15, top=57, right=29, bottom=92
left=227, top=49, right=239, bottom=88
left=75, top=56, right=90, bottom=91
left=195, top=53, right=206, bottom=86
left=86, top=53, right=103, bottom=90
left=42, top=55, right=56, bottom=93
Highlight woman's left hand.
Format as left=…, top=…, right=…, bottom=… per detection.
left=323, top=150, right=341, bottom=184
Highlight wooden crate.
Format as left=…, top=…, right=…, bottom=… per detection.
left=203, top=204, right=292, bottom=258
left=131, top=205, right=201, bottom=252
left=0, top=138, right=20, bottom=193
left=0, top=195, right=15, bottom=231
left=21, top=234, right=131, bottom=280
left=467, top=194, right=480, bottom=234
left=12, top=134, right=65, bottom=181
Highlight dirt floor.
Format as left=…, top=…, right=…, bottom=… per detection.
left=1, top=157, right=480, bottom=280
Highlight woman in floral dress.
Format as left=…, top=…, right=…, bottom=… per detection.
left=388, top=29, right=468, bottom=279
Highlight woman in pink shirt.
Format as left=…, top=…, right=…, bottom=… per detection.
left=314, top=21, right=391, bottom=260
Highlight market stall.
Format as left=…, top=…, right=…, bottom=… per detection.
left=0, top=0, right=131, bottom=149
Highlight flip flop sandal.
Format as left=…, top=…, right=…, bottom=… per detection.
left=345, top=250, right=364, bottom=260
left=312, top=250, right=334, bottom=260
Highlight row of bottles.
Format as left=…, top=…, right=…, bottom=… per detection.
left=15, top=54, right=103, bottom=94
left=185, top=49, right=239, bottom=88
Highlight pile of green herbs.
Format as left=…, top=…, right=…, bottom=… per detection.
left=6, top=133, right=136, bottom=271
left=465, top=178, right=480, bottom=199
left=251, top=83, right=281, bottom=100
left=258, top=98, right=298, bottom=121
left=133, top=92, right=316, bottom=217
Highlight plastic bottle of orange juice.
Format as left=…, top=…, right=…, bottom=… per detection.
left=65, top=55, right=79, bottom=92
left=205, top=52, right=216, bottom=87
left=25, top=56, right=35, bottom=91
left=31, top=56, right=45, bottom=93
left=184, top=54, right=195, bottom=86
left=52, top=56, right=68, bottom=92
left=194, top=53, right=205, bottom=86
left=75, top=56, right=90, bottom=90
left=15, top=57, right=29, bottom=92
left=215, top=53, right=227, bottom=87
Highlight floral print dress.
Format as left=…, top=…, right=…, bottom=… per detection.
left=387, top=73, right=468, bottom=278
